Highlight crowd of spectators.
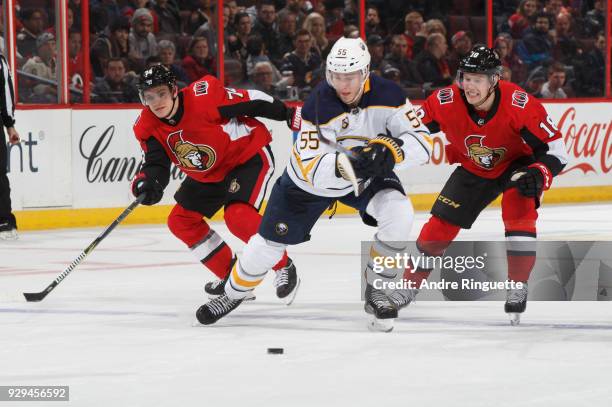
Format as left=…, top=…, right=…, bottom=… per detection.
left=5, top=0, right=611, bottom=104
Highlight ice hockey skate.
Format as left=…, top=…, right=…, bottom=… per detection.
left=273, top=258, right=301, bottom=305
left=0, top=223, right=18, bottom=240
left=505, top=282, right=528, bottom=326
left=364, top=284, right=398, bottom=332
left=196, top=294, right=244, bottom=325
left=388, top=287, right=419, bottom=310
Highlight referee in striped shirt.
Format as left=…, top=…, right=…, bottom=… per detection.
left=0, top=54, right=20, bottom=240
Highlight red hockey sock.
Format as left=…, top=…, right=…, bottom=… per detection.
left=168, top=204, right=233, bottom=279
left=224, top=202, right=288, bottom=270
left=402, top=216, right=461, bottom=282
left=502, top=188, right=538, bottom=282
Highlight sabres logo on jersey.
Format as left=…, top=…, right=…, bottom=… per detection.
left=465, top=135, right=506, bottom=170
left=167, top=130, right=216, bottom=171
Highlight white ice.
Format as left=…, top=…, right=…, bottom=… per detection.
left=1, top=203, right=612, bottom=407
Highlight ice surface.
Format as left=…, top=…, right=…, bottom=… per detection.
left=1, top=204, right=612, bottom=407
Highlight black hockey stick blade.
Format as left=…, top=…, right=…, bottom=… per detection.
left=23, top=194, right=145, bottom=302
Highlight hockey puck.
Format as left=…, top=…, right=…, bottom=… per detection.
left=267, top=348, right=284, bottom=355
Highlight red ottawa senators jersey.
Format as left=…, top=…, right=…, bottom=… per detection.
left=133, top=75, right=272, bottom=183
left=419, top=80, right=563, bottom=179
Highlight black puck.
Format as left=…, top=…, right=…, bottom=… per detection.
left=267, top=348, right=284, bottom=354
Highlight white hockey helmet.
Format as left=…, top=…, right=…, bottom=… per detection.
left=326, top=37, right=371, bottom=101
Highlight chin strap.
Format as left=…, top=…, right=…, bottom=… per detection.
left=472, top=84, right=496, bottom=109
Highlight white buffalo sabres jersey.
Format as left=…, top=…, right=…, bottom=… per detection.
left=288, top=74, right=432, bottom=197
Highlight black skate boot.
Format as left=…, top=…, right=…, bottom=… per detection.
left=204, top=257, right=255, bottom=301
left=364, top=284, right=398, bottom=332
left=196, top=294, right=244, bottom=325
left=273, top=258, right=300, bottom=305
left=388, top=288, right=418, bottom=311
left=505, top=282, right=528, bottom=326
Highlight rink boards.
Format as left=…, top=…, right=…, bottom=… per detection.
left=7, top=101, right=612, bottom=230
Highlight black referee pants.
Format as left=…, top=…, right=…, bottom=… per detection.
left=0, top=128, right=16, bottom=228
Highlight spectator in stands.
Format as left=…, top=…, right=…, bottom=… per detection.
left=91, top=16, right=131, bottom=78
left=501, top=65, right=513, bottom=81
left=412, top=18, right=447, bottom=59
left=250, top=61, right=293, bottom=98
left=576, top=32, right=605, bottom=96
left=538, top=62, right=567, bottom=98
left=324, top=0, right=345, bottom=41
left=544, top=0, right=568, bottom=20
left=158, top=40, right=190, bottom=85
left=228, top=12, right=253, bottom=62
left=22, top=33, right=57, bottom=103
left=494, top=34, right=526, bottom=83
left=17, top=8, right=46, bottom=59
left=279, top=29, right=322, bottom=88
left=583, top=0, right=605, bottom=38
left=253, top=0, right=282, bottom=65
left=381, top=34, right=422, bottom=87
left=193, top=3, right=230, bottom=57
left=448, top=31, right=473, bottom=75
left=92, top=58, right=139, bottom=103
left=552, top=12, right=582, bottom=67
left=92, top=0, right=122, bottom=23
left=382, top=65, right=401, bottom=85
left=402, top=11, right=425, bottom=60
left=153, top=0, right=181, bottom=37
left=278, top=0, right=307, bottom=28
left=68, top=30, right=84, bottom=90
left=303, top=12, right=332, bottom=59
left=187, top=0, right=212, bottom=34
left=414, top=32, right=452, bottom=87
left=245, top=34, right=276, bottom=77
left=278, top=11, right=298, bottom=58
left=182, top=36, right=216, bottom=83
left=344, top=25, right=360, bottom=39
left=128, top=8, right=158, bottom=72
left=508, top=0, right=538, bottom=39
left=224, top=58, right=253, bottom=88
left=518, top=12, right=553, bottom=69
left=367, top=35, right=386, bottom=76
left=365, top=6, right=386, bottom=38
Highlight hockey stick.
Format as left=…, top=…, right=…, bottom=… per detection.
left=314, top=92, right=364, bottom=196
left=23, top=194, right=145, bottom=302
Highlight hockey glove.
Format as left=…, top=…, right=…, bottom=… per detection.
left=286, top=106, right=302, bottom=131
left=352, top=135, right=404, bottom=179
left=131, top=173, right=164, bottom=205
left=511, top=163, right=552, bottom=198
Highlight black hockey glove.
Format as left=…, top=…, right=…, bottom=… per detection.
left=511, top=163, right=552, bottom=198
left=131, top=173, right=164, bottom=205
left=351, top=135, right=404, bottom=179
left=286, top=106, right=302, bottom=131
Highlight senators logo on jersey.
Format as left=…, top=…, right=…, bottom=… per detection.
left=167, top=130, right=216, bottom=171
left=465, top=135, right=506, bottom=170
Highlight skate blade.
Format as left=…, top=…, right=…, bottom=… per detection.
left=508, top=313, right=521, bottom=326
left=367, top=316, right=394, bottom=332
left=282, top=277, right=301, bottom=306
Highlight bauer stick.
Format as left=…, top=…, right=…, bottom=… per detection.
left=314, top=93, right=366, bottom=196
left=23, top=194, right=145, bottom=302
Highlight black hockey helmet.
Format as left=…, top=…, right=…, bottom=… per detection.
left=137, top=65, right=177, bottom=104
left=458, top=44, right=502, bottom=76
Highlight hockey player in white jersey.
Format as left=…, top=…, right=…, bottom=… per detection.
left=196, top=37, right=432, bottom=331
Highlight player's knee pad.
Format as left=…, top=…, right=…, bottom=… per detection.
left=417, top=216, right=461, bottom=256
left=224, top=202, right=259, bottom=242
left=167, top=204, right=210, bottom=247
left=241, top=233, right=287, bottom=275
left=366, top=189, right=414, bottom=243
left=501, top=188, right=538, bottom=234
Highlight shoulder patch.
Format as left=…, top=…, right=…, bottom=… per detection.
left=511, top=90, right=529, bottom=109
left=437, top=88, right=454, bottom=105
left=192, top=80, right=209, bottom=96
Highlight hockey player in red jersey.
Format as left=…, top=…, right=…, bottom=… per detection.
left=389, top=45, right=569, bottom=325
left=131, top=65, right=302, bottom=304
